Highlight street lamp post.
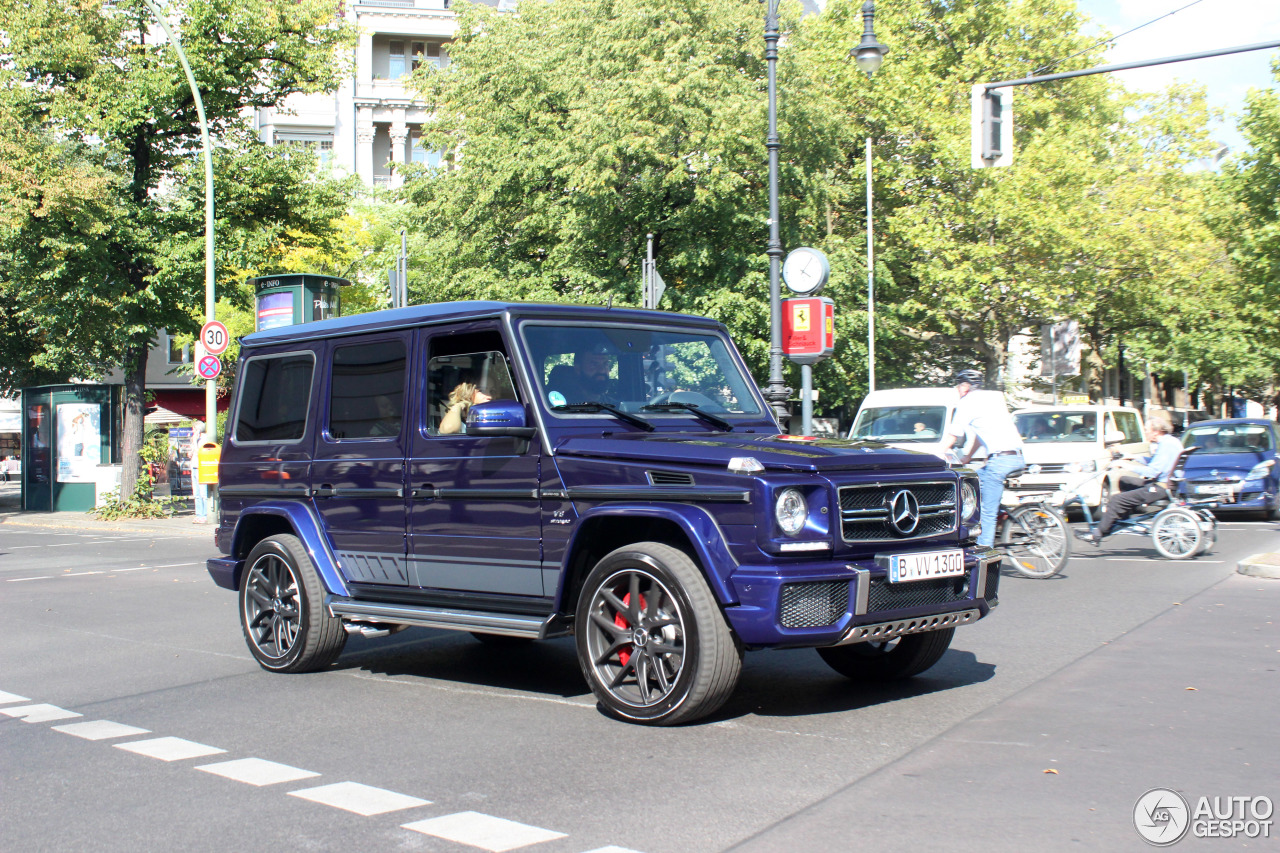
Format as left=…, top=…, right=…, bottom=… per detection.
left=763, top=0, right=886, bottom=425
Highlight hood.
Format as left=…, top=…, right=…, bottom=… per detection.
left=555, top=433, right=949, bottom=473
left=1183, top=449, right=1267, bottom=477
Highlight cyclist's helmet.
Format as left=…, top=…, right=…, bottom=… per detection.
left=952, top=369, right=984, bottom=388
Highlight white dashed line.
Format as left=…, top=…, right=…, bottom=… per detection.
left=197, top=757, right=321, bottom=787
left=53, top=720, right=152, bottom=740
left=0, top=704, right=83, bottom=723
left=402, top=811, right=567, bottom=852
left=62, top=571, right=104, bottom=577
left=114, top=737, right=227, bottom=761
left=6, top=577, right=53, bottom=582
left=580, top=847, right=647, bottom=853
left=288, top=781, right=431, bottom=816
left=0, top=690, right=32, bottom=704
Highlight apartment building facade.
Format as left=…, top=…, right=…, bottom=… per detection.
left=255, top=0, right=508, bottom=189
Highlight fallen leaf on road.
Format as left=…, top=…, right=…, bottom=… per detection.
left=1185, top=687, right=1198, bottom=691
left=1044, top=768, right=1059, bottom=774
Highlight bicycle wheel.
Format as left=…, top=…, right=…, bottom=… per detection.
left=999, top=504, right=1071, bottom=578
left=1151, top=507, right=1203, bottom=559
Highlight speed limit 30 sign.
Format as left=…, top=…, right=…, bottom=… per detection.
left=200, top=320, right=230, bottom=356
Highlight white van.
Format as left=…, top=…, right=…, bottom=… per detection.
left=847, top=388, right=961, bottom=456
left=1011, top=405, right=1148, bottom=508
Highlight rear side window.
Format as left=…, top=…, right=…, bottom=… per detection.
left=328, top=339, right=407, bottom=440
left=234, top=353, right=315, bottom=442
left=1114, top=411, right=1143, bottom=443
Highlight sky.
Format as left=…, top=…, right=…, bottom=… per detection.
left=1075, top=0, right=1280, bottom=156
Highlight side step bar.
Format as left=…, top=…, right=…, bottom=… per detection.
left=327, top=598, right=565, bottom=640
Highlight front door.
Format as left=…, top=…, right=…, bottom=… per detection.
left=311, top=333, right=411, bottom=586
left=406, top=326, right=544, bottom=598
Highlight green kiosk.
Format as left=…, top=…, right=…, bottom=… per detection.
left=251, top=273, right=352, bottom=332
left=21, top=384, right=122, bottom=512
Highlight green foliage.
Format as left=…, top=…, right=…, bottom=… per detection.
left=91, top=427, right=182, bottom=519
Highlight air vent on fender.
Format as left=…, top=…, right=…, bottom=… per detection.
left=647, top=470, right=695, bottom=486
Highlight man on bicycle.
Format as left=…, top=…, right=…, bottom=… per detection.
left=938, top=369, right=1025, bottom=549
left=1075, top=416, right=1182, bottom=545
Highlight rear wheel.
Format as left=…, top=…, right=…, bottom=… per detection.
left=240, top=534, right=346, bottom=672
left=999, top=504, right=1070, bottom=578
left=1151, top=508, right=1203, bottom=560
left=575, top=542, right=742, bottom=725
left=817, top=628, right=955, bottom=681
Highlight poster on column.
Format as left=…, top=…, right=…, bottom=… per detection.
left=56, top=403, right=101, bottom=483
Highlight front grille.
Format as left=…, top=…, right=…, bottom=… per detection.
left=839, top=481, right=957, bottom=542
left=1008, top=481, right=1065, bottom=492
left=984, top=564, right=1000, bottom=604
left=867, top=576, right=968, bottom=613
left=780, top=581, right=850, bottom=628
left=1026, top=463, right=1070, bottom=474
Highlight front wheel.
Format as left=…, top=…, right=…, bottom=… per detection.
left=575, top=542, right=742, bottom=725
left=1151, top=508, right=1204, bottom=560
left=240, top=534, right=346, bottom=672
left=999, top=504, right=1070, bottom=578
left=817, top=628, right=955, bottom=681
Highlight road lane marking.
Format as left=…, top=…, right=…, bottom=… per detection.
left=197, top=757, right=321, bottom=787
left=53, top=720, right=152, bottom=740
left=114, top=737, right=227, bottom=761
left=63, top=571, right=104, bottom=576
left=0, top=690, right=32, bottom=703
left=288, top=781, right=430, bottom=816
left=580, top=848, right=646, bottom=853
left=402, top=812, right=567, bottom=851
left=0, top=704, right=83, bottom=723
left=6, top=577, right=52, bottom=582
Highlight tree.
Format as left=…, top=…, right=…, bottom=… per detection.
left=0, top=0, right=352, bottom=494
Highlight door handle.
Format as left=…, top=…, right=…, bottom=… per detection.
left=313, top=483, right=335, bottom=498
left=410, top=484, right=437, bottom=500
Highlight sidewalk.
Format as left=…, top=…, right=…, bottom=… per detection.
left=0, top=483, right=211, bottom=537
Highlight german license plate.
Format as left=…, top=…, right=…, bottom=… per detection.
left=1196, top=483, right=1237, bottom=498
left=889, top=549, right=966, bottom=583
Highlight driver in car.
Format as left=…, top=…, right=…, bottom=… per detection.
left=551, top=343, right=616, bottom=405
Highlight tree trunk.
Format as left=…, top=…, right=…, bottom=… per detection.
left=118, top=341, right=149, bottom=498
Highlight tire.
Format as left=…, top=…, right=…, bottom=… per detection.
left=999, top=504, right=1070, bottom=578
left=240, top=534, right=346, bottom=672
left=575, top=541, right=742, bottom=725
left=817, top=627, right=955, bottom=681
left=1267, top=498, right=1280, bottom=521
left=1151, top=508, right=1204, bottom=560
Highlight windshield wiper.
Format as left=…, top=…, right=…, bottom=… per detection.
left=553, top=402, right=654, bottom=432
left=642, top=402, right=733, bottom=432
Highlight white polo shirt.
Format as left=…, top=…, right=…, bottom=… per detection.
left=946, top=389, right=1023, bottom=455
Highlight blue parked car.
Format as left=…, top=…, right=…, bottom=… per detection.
left=207, top=301, right=997, bottom=725
left=1177, top=418, right=1279, bottom=519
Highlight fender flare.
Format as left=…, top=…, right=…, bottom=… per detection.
left=231, top=501, right=349, bottom=597
left=561, top=503, right=739, bottom=605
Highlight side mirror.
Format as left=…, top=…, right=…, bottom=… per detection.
left=467, top=400, right=536, bottom=438
left=1103, top=429, right=1126, bottom=446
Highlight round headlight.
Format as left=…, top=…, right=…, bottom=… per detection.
left=775, top=488, right=808, bottom=536
left=961, top=480, right=979, bottom=520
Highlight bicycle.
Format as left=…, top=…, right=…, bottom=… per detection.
left=1057, top=447, right=1218, bottom=560
left=997, top=487, right=1071, bottom=578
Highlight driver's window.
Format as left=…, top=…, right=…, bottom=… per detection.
left=424, top=335, right=518, bottom=437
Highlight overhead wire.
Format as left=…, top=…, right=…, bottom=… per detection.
left=1034, top=0, right=1209, bottom=76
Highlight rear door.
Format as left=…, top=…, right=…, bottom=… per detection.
left=311, top=333, right=412, bottom=586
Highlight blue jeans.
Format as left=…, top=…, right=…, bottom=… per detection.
left=193, top=483, right=208, bottom=519
left=977, top=453, right=1024, bottom=548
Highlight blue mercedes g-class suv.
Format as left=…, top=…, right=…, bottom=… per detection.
left=208, top=301, right=999, bottom=725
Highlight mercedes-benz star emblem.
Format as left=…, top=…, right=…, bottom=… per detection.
left=886, top=489, right=921, bottom=535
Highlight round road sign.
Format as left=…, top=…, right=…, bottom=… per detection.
left=197, top=355, right=222, bottom=380
left=200, top=320, right=230, bottom=356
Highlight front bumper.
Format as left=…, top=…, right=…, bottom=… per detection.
left=724, top=548, right=1002, bottom=648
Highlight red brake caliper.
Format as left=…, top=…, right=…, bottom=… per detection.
left=614, top=591, right=646, bottom=667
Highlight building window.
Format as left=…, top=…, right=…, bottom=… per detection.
left=389, top=40, right=406, bottom=79
left=411, top=133, right=444, bottom=169
left=167, top=333, right=190, bottom=364
left=277, top=134, right=334, bottom=169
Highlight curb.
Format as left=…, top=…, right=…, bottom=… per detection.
left=0, top=513, right=210, bottom=538
left=1236, top=552, right=1280, bottom=580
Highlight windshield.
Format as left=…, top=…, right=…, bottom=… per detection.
left=850, top=406, right=948, bottom=442
left=1015, top=411, right=1097, bottom=442
left=521, top=322, right=763, bottom=417
left=1184, top=424, right=1273, bottom=454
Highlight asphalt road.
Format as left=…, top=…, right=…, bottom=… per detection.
left=2, top=509, right=1277, bottom=853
